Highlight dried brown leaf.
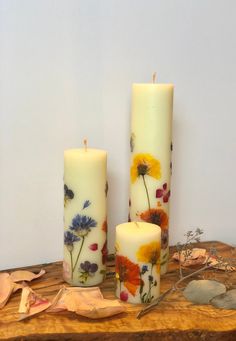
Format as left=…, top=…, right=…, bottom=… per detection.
left=48, top=286, right=125, bottom=319
left=207, top=256, right=236, bottom=271
left=18, top=286, right=51, bottom=320
left=10, top=269, right=46, bottom=282
left=172, top=248, right=207, bottom=263
left=0, top=273, right=15, bottom=308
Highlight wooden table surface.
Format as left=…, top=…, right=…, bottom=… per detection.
left=0, top=241, right=236, bottom=340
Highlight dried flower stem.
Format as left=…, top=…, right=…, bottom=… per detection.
left=137, top=262, right=213, bottom=319
left=72, top=236, right=85, bottom=273
left=142, top=175, right=151, bottom=210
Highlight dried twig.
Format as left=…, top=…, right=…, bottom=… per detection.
left=137, top=262, right=213, bottom=319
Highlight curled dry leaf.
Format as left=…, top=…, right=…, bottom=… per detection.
left=10, top=269, right=46, bottom=282
left=210, top=289, right=236, bottom=309
left=172, top=248, right=235, bottom=271
left=172, top=248, right=207, bottom=263
left=13, top=283, right=25, bottom=293
left=0, top=273, right=15, bottom=308
left=18, top=286, right=51, bottom=320
left=183, top=280, right=226, bottom=304
left=48, top=286, right=125, bottom=319
left=207, top=256, right=236, bottom=271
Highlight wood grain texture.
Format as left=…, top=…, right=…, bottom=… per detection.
left=0, top=241, right=236, bottom=340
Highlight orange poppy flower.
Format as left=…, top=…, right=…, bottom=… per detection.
left=140, top=208, right=168, bottom=230
left=115, top=255, right=141, bottom=296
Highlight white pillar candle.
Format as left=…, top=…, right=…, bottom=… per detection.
left=129, top=80, right=174, bottom=274
left=115, top=221, right=161, bottom=304
left=63, top=144, right=108, bottom=286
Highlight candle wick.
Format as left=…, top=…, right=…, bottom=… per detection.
left=83, top=139, right=87, bottom=152
left=152, top=72, right=157, bottom=83
left=134, top=221, right=140, bottom=228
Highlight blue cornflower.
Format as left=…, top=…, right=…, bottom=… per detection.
left=141, top=265, right=148, bottom=275
left=64, top=231, right=80, bottom=251
left=69, top=214, right=97, bottom=237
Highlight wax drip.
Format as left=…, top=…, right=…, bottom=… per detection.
left=83, top=139, right=87, bottom=152
left=152, top=72, right=157, bottom=83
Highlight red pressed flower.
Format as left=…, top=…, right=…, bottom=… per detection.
left=115, top=255, right=141, bottom=296
left=161, top=230, right=169, bottom=249
left=101, top=240, right=108, bottom=265
left=120, top=291, right=128, bottom=302
left=156, top=183, right=171, bottom=203
left=89, top=243, right=98, bottom=251
left=140, top=208, right=168, bottom=231
left=102, top=220, right=107, bottom=232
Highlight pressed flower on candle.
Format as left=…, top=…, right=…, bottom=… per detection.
left=115, top=222, right=161, bottom=304
left=64, top=185, right=74, bottom=207
left=63, top=146, right=107, bottom=286
left=140, top=208, right=168, bottom=230
left=129, top=80, right=173, bottom=274
left=115, top=255, right=141, bottom=296
left=156, top=183, right=171, bottom=203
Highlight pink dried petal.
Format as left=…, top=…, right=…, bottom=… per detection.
left=64, top=287, right=104, bottom=312
left=0, top=273, right=15, bottom=309
left=47, top=287, right=67, bottom=312
left=50, top=286, right=125, bottom=319
left=163, top=190, right=171, bottom=203
left=48, top=287, right=103, bottom=313
left=18, top=287, right=51, bottom=320
left=89, top=243, right=98, bottom=251
left=10, top=269, right=45, bottom=282
left=63, top=287, right=125, bottom=319
left=156, top=189, right=163, bottom=198
left=13, top=283, right=25, bottom=293
left=163, top=183, right=167, bottom=190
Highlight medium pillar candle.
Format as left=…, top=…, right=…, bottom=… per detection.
left=129, top=82, right=174, bottom=274
left=63, top=147, right=108, bottom=286
left=115, top=221, right=161, bottom=304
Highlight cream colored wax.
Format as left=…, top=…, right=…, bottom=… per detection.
left=63, top=148, right=107, bottom=286
left=129, top=83, right=174, bottom=274
left=115, top=221, right=161, bottom=304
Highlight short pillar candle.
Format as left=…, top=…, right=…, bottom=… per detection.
left=63, top=145, right=108, bottom=286
left=115, top=221, right=161, bottom=304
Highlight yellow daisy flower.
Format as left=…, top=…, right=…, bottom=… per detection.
left=136, top=241, right=160, bottom=266
left=130, top=153, right=161, bottom=183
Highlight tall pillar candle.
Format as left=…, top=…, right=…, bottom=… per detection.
left=129, top=81, right=174, bottom=274
left=63, top=146, right=108, bottom=286
left=115, top=221, right=161, bottom=304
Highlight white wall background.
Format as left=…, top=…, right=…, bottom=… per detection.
left=0, top=0, right=235, bottom=270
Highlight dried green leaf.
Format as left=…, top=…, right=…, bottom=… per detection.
left=210, top=289, right=236, bottom=309
left=183, top=280, right=226, bottom=304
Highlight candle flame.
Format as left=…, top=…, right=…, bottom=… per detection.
left=152, top=72, right=157, bottom=83
left=83, top=139, right=88, bottom=152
